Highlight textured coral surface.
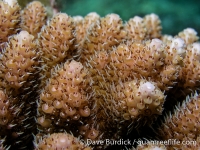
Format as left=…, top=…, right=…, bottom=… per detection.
left=0, top=0, right=200, bottom=150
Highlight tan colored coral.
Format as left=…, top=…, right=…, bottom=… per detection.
left=124, top=16, right=147, bottom=41
left=38, top=13, right=75, bottom=87
left=116, top=79, right=165, bottom=121
left=159, top=92, right=200, bottom=149
left=177, top=28, right=199, bottom=45
left=20, top=1, right=47, bottom=38
left=77, top=38, right=166, bottom=142
left=143, top=13, right=162, bottom=39
left=0, top=89, right=23, bottom=141
left=179, top=42, right=200, bottom=89
left=18, top=0, right=56, bottom=18
left=164, top=37, right=186, bottom=65
left=136, top=142, right=167, bottom=150
left=0, top=87, right=36, bottom=149
left=78, top=79, right=164, bottom=143
left=81, top=13, right=126, bottom=62
left=72, top=12, right=100, bottom=59
left=0, top=0, right=21, bottom=43
left=35, top=133, right=91, bottom=150
left=0, top=31, right=40, bottom=149
left=37, top=60, right=91, bottom=134
left=73, top=15, right=84, bottom=52
left=178, top=136, right=200, bottom=150
left=108, top=38, right=165, bottom=82
left=156, top=65, right=178, bottom=91
left=0, top=90, right=11, bottom=126
left=74, top=12, right=100, bottom=49
left=157, top=37, right=186, bottom=90
left=0, top=31, right=40, bottom=94
left=73, top=16, right=84, bottom=24
left=0, top=1, right=199, bottom=149
left=161, top=34, right=173, bottom=44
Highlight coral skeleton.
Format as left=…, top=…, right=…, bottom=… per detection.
left=0, top=0, right=200, bottom=149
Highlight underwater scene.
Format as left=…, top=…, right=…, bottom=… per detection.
left=0, top=0, right=200, bottom=149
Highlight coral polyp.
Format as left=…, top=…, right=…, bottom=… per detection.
left=0, top=0, right=199, bottom=149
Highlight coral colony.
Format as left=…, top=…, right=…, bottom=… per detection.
left=0, top=0, right=200, bottom=149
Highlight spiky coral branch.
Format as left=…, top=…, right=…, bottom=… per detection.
left=159, top=92, right=200, bottom=150
left=0, top=0, right=200, bottom=150
left=20, top=1, right=47, bottom=38
left=0, top=30, right=40, bottom=149
left=0, top=0, right=21, bottom=43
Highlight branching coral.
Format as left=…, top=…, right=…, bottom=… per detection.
left=179, top=42, right=200, bottom=89
left=0, top=31, right=40, bottom=93
left=37, top=60, right=92, bottom=135
left=20, top=1, right=47, bottom=38
left=0, top=0, right=21, bottom=43
left=73, top=12, right=100, bottom=52
left=159, top=92, right=200, bottom=150
left=0, top=30, right=40, bottom=149
left=0, top=0, right=200, bottom=150
left=80, top=13, right=126, bottom=63
left=38, top=12, right=75, bottom=88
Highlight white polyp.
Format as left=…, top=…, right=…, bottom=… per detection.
left=181, top=28, right=198, bottom=44
left=163, top=35, right=173, bottom=41
left=183, top=28, right=197, bottom=35
left=107, top=13, right=120, bottom=25
left=150, top=38, right=163, bottom=50
left=129, top=16, right=143, bottom=32
left=191, top=42, right=200, bottom=60
left=149, top=13, right=159, bottom=25
left=17, top=31, right=32, bottom=46
left=68, top=60, right=83, bottom=73
left=87, top=12, right=100, bottom=20
left=191, top=43, right=200, bottom=54
left=54, top=135, right=72, bottom=149
left=170, top=38, right=185, bottom=56
left=138, top=82, right=155, bottom=96
left=132, top=16, right=143, bottom=25
left=73, top=16, right=83, bottom=22
left=4, top=0, right=17, bottom=7
left=86, top=12, right=100, bottom=24
left=56, top=13, right=69, bottom=23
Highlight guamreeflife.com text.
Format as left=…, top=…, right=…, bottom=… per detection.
left=84, top=138, right=197, bottom=146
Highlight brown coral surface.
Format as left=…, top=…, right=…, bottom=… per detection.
left=0, top=0, right=200, bottom=150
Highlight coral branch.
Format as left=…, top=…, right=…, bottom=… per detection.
left=0, top=0, right=200, bottom=149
